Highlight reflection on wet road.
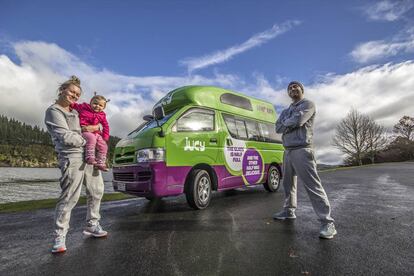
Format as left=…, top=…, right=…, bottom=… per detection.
left=0, top=162, right=413, bottom=275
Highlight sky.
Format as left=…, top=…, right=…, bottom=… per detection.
left=1, top=0, right=414, bottom=164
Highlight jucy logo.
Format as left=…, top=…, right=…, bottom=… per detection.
left=184, top=137, right=206, bottom=151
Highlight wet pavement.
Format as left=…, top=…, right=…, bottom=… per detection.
left=0, top=162, right=413, bottom=276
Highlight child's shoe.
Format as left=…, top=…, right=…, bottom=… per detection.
left=95, top=164, right=109, bottom=172
left=85, top=158, right=97, bottom=165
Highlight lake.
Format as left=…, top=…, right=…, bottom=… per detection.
left=0, top=167, right=115, bottom=203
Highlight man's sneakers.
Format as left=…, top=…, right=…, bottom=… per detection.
left=273, top=210, right=337, bottom=239
left=319, top=222, right=337, bottom=239
left=51, top=235, right=66, bottom=254
left=83, top=223, right=108, bottom=238
left=272, top=209, right=296, bottom=220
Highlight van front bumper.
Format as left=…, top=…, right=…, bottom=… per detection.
left=112, top=162, right=187, bottom=197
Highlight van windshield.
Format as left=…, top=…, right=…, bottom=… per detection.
left=127, top=109, right=177, bottom=137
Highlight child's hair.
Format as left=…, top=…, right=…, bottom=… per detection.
left=58, top=75, right=82, bottom=95
left=91, top=92, right=110, bottom=107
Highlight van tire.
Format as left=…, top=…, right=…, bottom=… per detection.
left=185, top=169, right=212, bottom=210
left=263, top=165, right=281, bottom=192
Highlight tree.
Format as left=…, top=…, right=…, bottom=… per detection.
left=393, top=115, right=414, bottom=141
left=332, top=109, right=386, bottom=165
left=365, top=120, right=388, bottom=164
left=332, top=109, right=369, bottom=165
left=387, top=136, right=414, bottom=160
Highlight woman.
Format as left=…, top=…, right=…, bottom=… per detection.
left=45, top=76, right=107, bottom=254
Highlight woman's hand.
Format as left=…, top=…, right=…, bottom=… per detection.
left=82, top=125, right=100, bottom=132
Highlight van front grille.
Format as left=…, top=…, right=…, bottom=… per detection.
left=113, top=172, right=135, bottom=182
left=137, top=171, right=152, bottom=181
left=113, top=171, right=152, bottom=182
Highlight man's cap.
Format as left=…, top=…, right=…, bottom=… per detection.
left=287, top=81, right=304, bottom=93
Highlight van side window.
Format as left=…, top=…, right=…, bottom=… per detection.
left=259, top=122, right=282, bottom=143
left=176, top=108, right=215, bottom=132
left=245, top=120, right=261, bottom=141
left=220, top=93, right=253, bottom=111
left=235, top=119, right=248, bottom=139
left=222, top=115, right=237, bottom=137
left=222, top=114, right=248, bottom=140
left=223, top=113, right=282, bottom=143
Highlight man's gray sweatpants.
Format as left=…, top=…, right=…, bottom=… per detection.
left=54, top=157, right=104, bottom=236
left=282, top=148, right=334, bottom=224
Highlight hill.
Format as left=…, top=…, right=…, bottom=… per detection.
left=0, top=115, right=120, bottom=167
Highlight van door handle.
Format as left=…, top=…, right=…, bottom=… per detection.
left=226, top=138, right=233, bottom=146
left=210, top=138, right=217, bottom=143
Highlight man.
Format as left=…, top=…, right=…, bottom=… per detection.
left=274, top=81, right=337, bottom=239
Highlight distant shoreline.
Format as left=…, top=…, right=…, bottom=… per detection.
left=0, top=163, right=58, bottom=168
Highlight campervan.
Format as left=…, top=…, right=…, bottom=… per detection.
left=112, top=86, right=284, bottom=209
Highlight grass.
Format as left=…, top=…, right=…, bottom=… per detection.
left=318, top=161, right=414, bottom=173
left=318, top=163, right=376, bottom=173
left=0, top=193, right=135, bottom=213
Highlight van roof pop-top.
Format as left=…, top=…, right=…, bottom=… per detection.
left=112, top=85, right=284, bottom=209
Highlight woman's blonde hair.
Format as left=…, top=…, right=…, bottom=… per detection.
left=58, top=75, right=82, bottom=95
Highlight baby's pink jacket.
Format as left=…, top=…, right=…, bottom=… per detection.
left=70, top=102, right=110, bottom=141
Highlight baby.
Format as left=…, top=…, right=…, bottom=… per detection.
left=71, top=93, right=110, bottom=171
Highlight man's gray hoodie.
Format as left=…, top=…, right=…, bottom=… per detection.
left=275, top=98, right=315, bottom=149
left=45, top=104, right=86, bottom=159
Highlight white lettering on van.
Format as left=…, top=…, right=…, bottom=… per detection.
left=184, top=137, right=206, bottom=151
left=224, top=137, right=246, bottom=172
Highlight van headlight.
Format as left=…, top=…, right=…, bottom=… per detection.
left=136, top=148, right=165, bottom=163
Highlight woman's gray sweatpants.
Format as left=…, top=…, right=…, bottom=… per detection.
left=282, top=148, right=334, bottom=224
left=54, top=157, right=104, bottom=236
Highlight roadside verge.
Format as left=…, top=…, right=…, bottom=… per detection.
left=0, top=193, right=134, bottom=213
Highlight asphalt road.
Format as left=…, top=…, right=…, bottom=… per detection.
left=1, top=162, right=413, bottom=276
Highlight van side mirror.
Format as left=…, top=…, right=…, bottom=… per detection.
left=153, top=105, right=165, bottom=137
left=153, top=106, right=165, bottom=121
left=143, top=115, right=154, bottom=122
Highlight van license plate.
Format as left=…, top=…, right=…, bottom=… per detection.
left=118, top=183, right=126, bottom=191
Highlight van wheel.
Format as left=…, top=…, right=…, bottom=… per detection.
left=263, top=165, right=281, bottom=192
left=185, top=169, right=212, bottom=210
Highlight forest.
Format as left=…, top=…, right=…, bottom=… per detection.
left=0, top=115, right=120, bottom=167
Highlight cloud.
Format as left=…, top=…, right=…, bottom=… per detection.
left=180, top=20, right=301, bottom=73
left=363, top=0, right=414, bottom=22
left=300, top=61, right=414, bottom=163
left=0, top=41, right=243, bottom=138
left=225, top=63, right=414, bottom=165
left=1, top=40, right=414, bottom=165
left=353, top=1, right=414, bottom=63
left=350, top=28, right=414, bottom=63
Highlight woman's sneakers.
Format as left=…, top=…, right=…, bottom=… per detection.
left=319, top=223, right=337, bottom=239
left=51, top=235, right=66, bottom=254
left=52, top=225, right=107, bottom=254
left=83, top=223, right=108, bottom=238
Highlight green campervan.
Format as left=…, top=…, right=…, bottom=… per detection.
left=112, top=86, right=284, bottom=209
